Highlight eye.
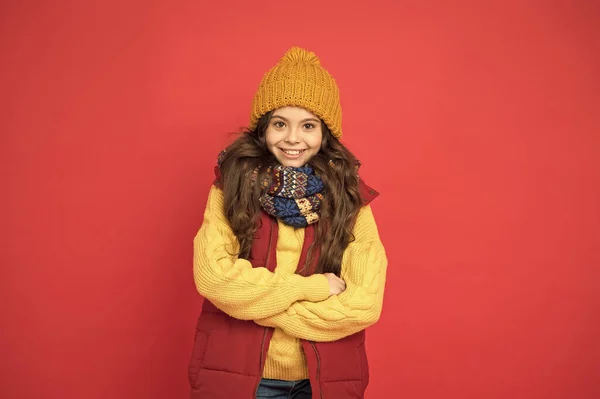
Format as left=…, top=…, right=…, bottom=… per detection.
left=303, top=123, right=315, bottom=130
left=273, top=121, right=286, bottom=128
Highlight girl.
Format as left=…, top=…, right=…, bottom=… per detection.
left=190, top=47, right=388, bottom=399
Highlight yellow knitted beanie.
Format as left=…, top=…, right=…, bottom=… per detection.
left=249, top=47, right=343, bottom=138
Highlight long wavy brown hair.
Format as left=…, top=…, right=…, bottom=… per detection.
left=218, top=111, right=363, bottom=276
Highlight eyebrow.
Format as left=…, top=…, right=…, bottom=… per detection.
left=271, top=115, right=320, bottom=123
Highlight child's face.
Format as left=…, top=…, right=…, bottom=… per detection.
left=265, top=106, right=323, bottom=167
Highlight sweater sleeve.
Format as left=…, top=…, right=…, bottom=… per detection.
left=193, top=186, right=331, bottom=320
left=254, top=205, right=387, bottom=342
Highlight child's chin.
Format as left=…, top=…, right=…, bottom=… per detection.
left=278, top=158, right=304, bottom=168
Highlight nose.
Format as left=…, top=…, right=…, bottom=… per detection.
left=284, top=126, right=301, bottom=144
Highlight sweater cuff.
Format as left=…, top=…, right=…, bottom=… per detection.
left=294, top=274, right=330, bottom=303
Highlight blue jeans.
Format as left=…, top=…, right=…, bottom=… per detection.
left=256, top=378, right=312, bottom=398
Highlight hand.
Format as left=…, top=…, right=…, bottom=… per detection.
left=323, top=273, right=346, bottom=296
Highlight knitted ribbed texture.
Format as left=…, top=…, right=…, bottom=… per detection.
left=262, top=219, right=311, bottom=379
left=249, top=47, right=343, bottom=138
left=263, top=328, right=309, bottom=380
left=193, top=186, right=330, bottom=321
left=255, top=206, right=387, bottom=344
left=193, top=186, right=387, bottom=380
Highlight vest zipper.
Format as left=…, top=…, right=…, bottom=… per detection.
left=309, top=341, right=324, bottom=399
left=254, top=328, right=268, bottom=398
left=255, top=218, right=274, bottom=398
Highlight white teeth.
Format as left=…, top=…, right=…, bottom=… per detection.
left=283, top=150, right=303, bottom=155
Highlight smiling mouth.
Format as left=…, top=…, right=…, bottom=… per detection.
left=280, top=149, right=306, bottom=155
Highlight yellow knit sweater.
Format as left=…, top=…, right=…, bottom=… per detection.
left=193, top=186, right=387, bottom=380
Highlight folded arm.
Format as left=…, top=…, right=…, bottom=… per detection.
left=255, top=205, right=388, bottom=341
left=193, top=186, right=330, bottom=320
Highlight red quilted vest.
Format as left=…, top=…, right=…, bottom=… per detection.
left=189, top=173, right=379, bottom=398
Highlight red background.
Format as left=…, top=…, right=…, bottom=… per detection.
left=2, top=1, right=599, bottom=398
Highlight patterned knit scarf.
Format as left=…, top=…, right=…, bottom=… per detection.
left=259, top=165, right=324, bottom=227
left=217, top=150, right=325, bottom=228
